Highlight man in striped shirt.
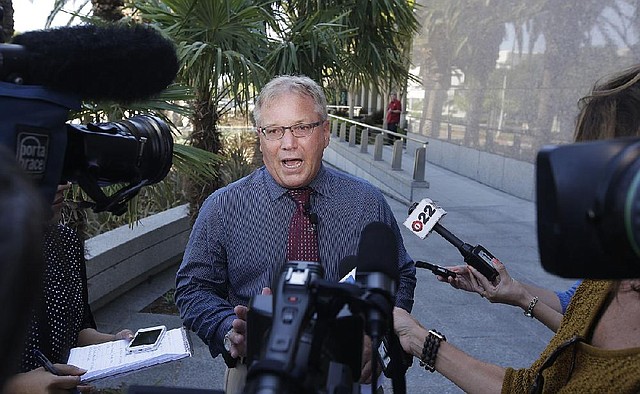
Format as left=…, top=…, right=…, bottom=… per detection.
left=175, top=75, right=416, bottom=393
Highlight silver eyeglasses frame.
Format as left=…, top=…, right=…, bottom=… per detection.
left=257, top=120, right=324, bottom=141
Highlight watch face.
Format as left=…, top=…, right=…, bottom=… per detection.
left=224, top=330, right=233, bottom=352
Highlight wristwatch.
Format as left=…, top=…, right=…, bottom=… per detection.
left=224, top=328, right=234, bottom=352
left=222, top=328, right=240, bottom=368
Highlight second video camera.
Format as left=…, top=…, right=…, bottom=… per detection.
left=537, top=137, right=640, bottom=278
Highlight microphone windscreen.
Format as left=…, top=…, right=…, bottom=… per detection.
left=357, top=221, right=400, bottom=284
left=12, top=24, right=179, bottom=102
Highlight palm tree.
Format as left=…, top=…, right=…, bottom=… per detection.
left=133, top=0, right=271, bottom=216
left=262, top=0, right=420, bottom=114
left=340, top=0, right=420, bottom=101
left=3, top=0, right=221, bottom=228
left=414, top=1, right=463, bottom=138
left=0, top=0, right=13, bottom=42
left=529, top=0, right=619, bottom=151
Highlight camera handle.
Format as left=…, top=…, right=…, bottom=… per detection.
left=75, top=172, right=147, bottom=215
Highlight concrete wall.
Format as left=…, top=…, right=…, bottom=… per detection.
left=420, top=136, right=535, bottom=201
left=324, top=139, right=428, bottom=204
left=85, top=204, right=191, bottom=310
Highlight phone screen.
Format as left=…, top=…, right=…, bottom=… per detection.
left=130, top=328, right=163, bottom=347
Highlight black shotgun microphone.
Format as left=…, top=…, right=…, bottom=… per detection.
left=2, top=24, right=179, bottom=102
left=356, top=221, right=400, bottom=295
left=356, top=222, right=400, bottom=335
left=355, top=221, right=401, bottom=392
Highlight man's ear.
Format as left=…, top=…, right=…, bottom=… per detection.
left=323, top=121, right=331, bottom=147
left=257, top=131, right=264, bottom=153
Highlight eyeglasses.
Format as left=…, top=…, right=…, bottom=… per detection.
left=257, top=120, right=324, bottom=141
left=529, top=336, right=584, bottom=394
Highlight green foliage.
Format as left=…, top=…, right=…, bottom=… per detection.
left=220, top=131, right=260, bottom=185
left=63, top=169, right=189, bottom=238
left=162, top=288, right=176, bottom=305
left=132, top=0, right=270, bottom=113
left=361, top=110, right=384, bottom=126
left=62, top=128, right=258, bottom=238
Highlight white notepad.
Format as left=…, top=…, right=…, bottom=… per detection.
left=67, top=326, right=192, bottom=382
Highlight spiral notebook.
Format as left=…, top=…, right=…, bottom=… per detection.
left=67, top=326, right=193, bottom=382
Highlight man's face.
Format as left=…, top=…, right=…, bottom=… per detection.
left=258, top=92, right=330, bottom=189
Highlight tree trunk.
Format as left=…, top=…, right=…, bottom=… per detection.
left=0, top=0, right=14, bottom=42
left=464, top=79, right=484, bottom=148
left=187, top=96, right=223, bottom=221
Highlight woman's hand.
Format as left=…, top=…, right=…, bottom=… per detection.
left=3, top=364, right=87, bottom=394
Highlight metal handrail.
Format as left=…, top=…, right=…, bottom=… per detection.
left=328, top=114, right=428, bottom=147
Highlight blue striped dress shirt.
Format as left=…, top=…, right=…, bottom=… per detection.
left=175, top=164, right=416, bottom=357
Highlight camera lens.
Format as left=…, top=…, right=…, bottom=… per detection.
left=61, top=114, right=174, bottom=214
left=63, top=114, right=173, bottom=186
left=115, top=115, right=174, bottom=185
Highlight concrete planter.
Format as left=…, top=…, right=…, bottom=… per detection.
left=85, top=204, right=191, bottom=310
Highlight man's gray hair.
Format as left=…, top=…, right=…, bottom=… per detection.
left=253, top=75, right=328, bottom=126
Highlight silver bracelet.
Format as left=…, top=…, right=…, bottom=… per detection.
left=524, top=296, right=539, bottom=318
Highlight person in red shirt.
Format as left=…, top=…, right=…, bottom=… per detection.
left=386, top=92, right=402, bottom=134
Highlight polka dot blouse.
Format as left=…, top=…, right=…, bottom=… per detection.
left=19, top=224, right=96, bottom=372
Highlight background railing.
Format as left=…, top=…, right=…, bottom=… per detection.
left=325, top=114, right=429, bottom=203
left=329, top=114, right=428, bottom=180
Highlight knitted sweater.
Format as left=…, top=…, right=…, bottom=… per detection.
left=502, top=280, right=640, bottom=393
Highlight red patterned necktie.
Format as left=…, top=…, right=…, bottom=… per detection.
left=286, top=188, right=320, bottom=262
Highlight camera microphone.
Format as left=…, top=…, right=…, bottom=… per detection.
left=356, top=222, right=410, bottom=393
left=3, top=24, right=178, bottom=102
left=356, top=221, right=399, bottom=337
left=404, top=198, right=499, bottom=282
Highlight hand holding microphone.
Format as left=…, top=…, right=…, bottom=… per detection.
left=404, top=198, right=499, bottom=282
left=354, top=222, right=409, bottom=393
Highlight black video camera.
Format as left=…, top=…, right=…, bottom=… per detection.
left=244, top=261, right=366, bottom=394
left=0, top=82, right=173, bottom=216
left=0, top=24, right=178, bottom=215
left=537, top=137, right=640, bottom=278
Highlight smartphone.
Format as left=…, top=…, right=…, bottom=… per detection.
left=415, top=260, right=457, bottom=278
left=126, top=325, right=167, bottom=354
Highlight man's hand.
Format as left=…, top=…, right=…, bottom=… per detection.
left=227, top=287, right=272, bottom=359
left=359, top=334, right=384, bottom=385
left=393, top=307, right=427, bottom=358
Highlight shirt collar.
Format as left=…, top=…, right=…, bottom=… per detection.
left=260, top=164, right=332, bottom=202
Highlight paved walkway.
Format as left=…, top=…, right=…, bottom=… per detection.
left=93, top=162, right=575, bottom=393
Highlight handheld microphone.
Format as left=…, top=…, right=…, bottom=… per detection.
left=2, top=24, right=179, bottom=102
left=355, top=221, right=399, bottom=338
left=404, top=198, right=499, bottom=282
left=356, top=222, right=400, bottom=387
left=355, top=222, right=406, bottom=393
